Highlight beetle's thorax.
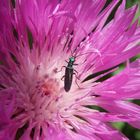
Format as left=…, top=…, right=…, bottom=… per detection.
left=68, top=56, right=75, bottom=67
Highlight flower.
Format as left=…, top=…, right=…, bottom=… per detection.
left=0, top=0, right=140, bottom=140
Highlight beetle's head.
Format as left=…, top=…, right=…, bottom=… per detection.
left=69, top=57, right=75, bottom=63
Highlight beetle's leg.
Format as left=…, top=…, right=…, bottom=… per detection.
left=65, top=60, right=69, bottom=63
left=75, top=79, right=80, bottom=88
left=73, top=63, right=78, bottom=65
left=73, top=69, right=78, bottom=75
left=61, top=75, right=65, bottom=81
left=73, top=73, right=81, bottom=88
left=57, top=66, right=66, bottom=73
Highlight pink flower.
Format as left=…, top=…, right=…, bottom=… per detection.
left=0, top=0, right=140, bottom=140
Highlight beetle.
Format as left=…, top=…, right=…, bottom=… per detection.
left=64, top=56, right=78, bottom=92
left=62, top=52, right=94, bottom=92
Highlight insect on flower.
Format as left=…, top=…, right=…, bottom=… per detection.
left=63, top=51, right=95, bottom=92
left=63, top=55, right=78, bottom=92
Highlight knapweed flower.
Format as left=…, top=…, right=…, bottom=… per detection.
left=0, top=0, right=140, bottom=139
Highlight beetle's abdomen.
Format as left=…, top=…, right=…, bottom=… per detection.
left=64, top=68, right=73, bottom=92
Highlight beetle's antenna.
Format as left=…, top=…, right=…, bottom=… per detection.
left=75, top=51, right=93, bottom=58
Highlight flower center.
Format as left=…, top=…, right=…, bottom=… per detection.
left=31, top=77, right=61, bottom=123
left=40, top=77, right=60, bottom=96
left=12, top=75, right=62, bottom=126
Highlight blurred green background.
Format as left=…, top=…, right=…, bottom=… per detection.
left=126, top=0, right=140, bottom=8
left=111, top=0, right=140, bottom=140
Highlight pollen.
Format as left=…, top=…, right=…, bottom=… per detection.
left=30, top=77, right=61, bottom=121
left=41, top=78, right=60, bottom=96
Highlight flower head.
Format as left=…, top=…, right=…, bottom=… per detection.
left=0, top=0, right=140, bottom=140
